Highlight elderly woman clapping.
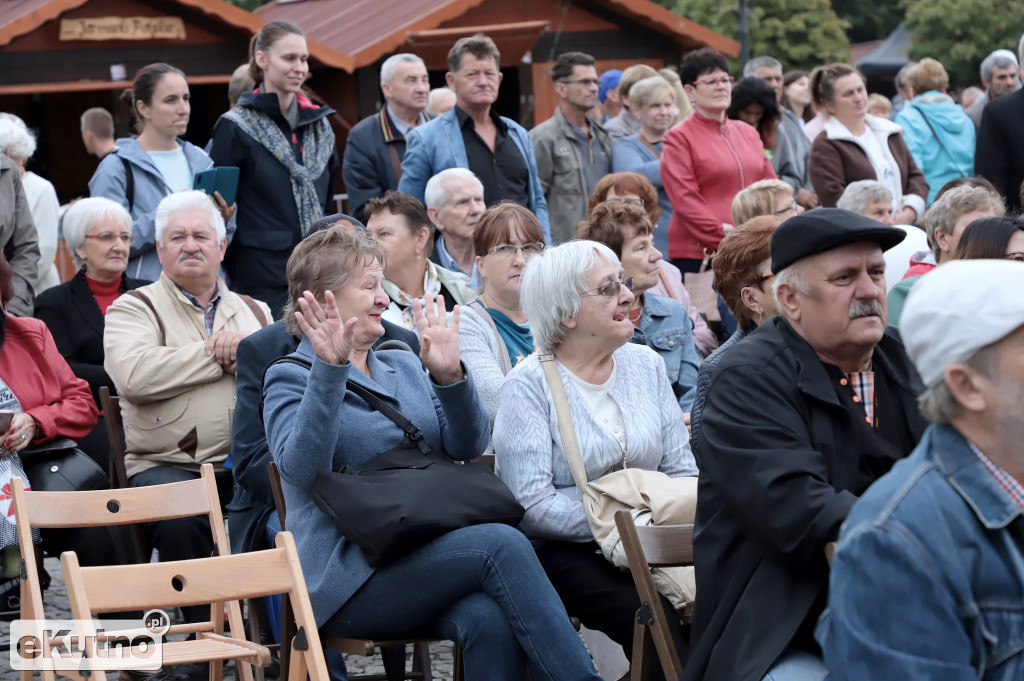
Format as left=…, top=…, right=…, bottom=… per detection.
left=262, top=225, right=602, bottom=681
left=494, top=240, right=697, bottom=681
left=34, top=197, right=147, bottom=467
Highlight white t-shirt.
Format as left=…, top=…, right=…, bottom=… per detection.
left=856, top=129, right=899, bottom=210
left=564, top=360, right=627, bottom=453
left=148, top=147, right=192, bottom=193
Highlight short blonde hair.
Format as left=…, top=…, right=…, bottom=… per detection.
left=628, top=76, right=675, bottom=113
left=906, top=58, right=949, bottom=95
left=731, top=179, right=793, bottom=226
left=867, top=93, right=891, bottom=116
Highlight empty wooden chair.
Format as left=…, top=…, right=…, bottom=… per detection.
left=60, top=531, right=328, bottom=681
left=11, top=464, right=233, bottom=681
left=614, top=509, right=694, bottom=681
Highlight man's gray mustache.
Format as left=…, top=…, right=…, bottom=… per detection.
left=177, top=251, right=207, bottom=263
left=849, top=299, right=884, bottom=319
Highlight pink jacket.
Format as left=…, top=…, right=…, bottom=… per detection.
left=661, top=113, right=776, bottom=260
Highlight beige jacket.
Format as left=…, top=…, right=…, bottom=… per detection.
left=103, top=273, right=270, bottom=477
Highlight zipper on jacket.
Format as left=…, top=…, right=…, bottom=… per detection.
left=720, top=120, right=745, bottom=187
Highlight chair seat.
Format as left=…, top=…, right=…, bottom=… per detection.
left=321, top=635, right=442, bottom=658
left=100, top=638, right=272, bottom=667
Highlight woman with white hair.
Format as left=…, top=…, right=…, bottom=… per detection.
left=0, top=115, right=60, bottom=292
left=493, top=239, right=698, bottom=680
left=33, top=197, right=146, bottom=466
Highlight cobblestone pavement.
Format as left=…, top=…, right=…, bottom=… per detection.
left=0, top=557, right=457, bottom=681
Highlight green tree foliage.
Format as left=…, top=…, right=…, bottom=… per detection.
left=831, top=0, right=904, bottom=44
left=902, top=0, right=1024, bottom=88
left=661, top=0, right=851, bottom=71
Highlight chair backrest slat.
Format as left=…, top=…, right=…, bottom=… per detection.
left=65, top=545, right=296, bottom=613
left=18, top=481, right=214, bottom=528
left=632, top=524, right=695, bottom=567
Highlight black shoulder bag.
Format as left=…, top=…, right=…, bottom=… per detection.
left=262, top=356, right=524, bottom=567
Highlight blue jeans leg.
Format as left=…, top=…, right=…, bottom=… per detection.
left=762, top=649, right=828, bottom=681
left=322, top=524, right=601, bottom=681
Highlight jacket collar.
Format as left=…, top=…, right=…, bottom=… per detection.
left=823, top=113, right=902, bottom=142
left=237, top=89, right=336, bottom=128
left=928, top=424, right=1023, bottom=528
left=639, top=292, right=671, bottom=320
left=158, top=272, right=240, bottom=331
left=771, top=317, right=922, bottom=407
left=553, top=105, right=605, bottom=137
left=295, top=337, right=400, bottom=400
left=68, top=271, right=106, bottom=336
left=112, top=137, right=211, bottom=177
left=378, top=106, right=433, bottom=144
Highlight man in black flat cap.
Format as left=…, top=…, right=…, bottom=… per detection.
left=684, top=208, right=929, bottom=681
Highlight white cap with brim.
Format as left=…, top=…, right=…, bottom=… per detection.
left=902, top=259, right=1024, bottom=388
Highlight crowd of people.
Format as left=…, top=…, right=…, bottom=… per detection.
left=3, top=16, right=1024, bottom=681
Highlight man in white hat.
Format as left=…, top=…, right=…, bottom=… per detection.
left=819, top=259, right=1024, bottom=680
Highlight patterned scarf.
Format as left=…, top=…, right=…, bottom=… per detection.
left=381, top=261, right=443, bottom=330
left=223, top=99, right=335, bottom=236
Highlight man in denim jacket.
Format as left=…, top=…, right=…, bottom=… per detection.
left=819, top=259, right=1024, bottom=680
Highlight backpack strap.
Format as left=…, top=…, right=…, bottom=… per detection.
left=125, top=290, right=165, bottom=346
left=120, top=155, right=135, bottom=213
left=238, top=294, right=269, bottom=328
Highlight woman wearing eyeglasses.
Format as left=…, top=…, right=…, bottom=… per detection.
left=661, top=48, right=776, bottom=273
left=952, top=216, right=1024, bottom=261
left=34, top=198, right=146, bottom=466
left=458, top=203, right=545, bottom=453
left=494, top=240, right=698, bottom=680
left=34, top=198, right=147, bottom=467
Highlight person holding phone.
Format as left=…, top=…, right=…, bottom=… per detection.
left=89, top=62, right=236, bottom=282
left=207, top=20, right=341, bottom=318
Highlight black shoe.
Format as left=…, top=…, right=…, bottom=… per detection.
left=169, top=661, right=209, bottom=681
left=119, top=670, right=176, bottom=681
left=264, top=651, right=281, bottom=679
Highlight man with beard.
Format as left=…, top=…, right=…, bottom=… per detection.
left=685, top=208, right=929, bottom=681
left=819, top=259, right=1024, bottom=680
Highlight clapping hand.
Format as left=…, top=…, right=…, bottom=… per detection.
left=413, top=296, right=464, bottom=386
left=295, top=290, right=358, bottom=365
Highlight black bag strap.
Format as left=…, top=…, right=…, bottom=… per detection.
left=259, top=356, right=431, bottom=454
left=120, top=155, right=135, bottom=213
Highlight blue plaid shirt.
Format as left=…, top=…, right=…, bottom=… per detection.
left=178, top=285, right=222, bottom=336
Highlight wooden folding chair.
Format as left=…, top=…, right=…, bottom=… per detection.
left=268, top=461, right=444, bottom=681
left=60, top=531, right=328, bottom=681
left=11, top=464, right=235, bottom=681
left=98, top=386, right=150, bottom=564
left=614, top=510, right=693, bottom=681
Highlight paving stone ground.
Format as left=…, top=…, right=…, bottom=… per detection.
left=0, top=557, right=457, bottom=681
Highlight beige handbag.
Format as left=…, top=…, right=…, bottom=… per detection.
left=683, top=250, right=721, bottom=323
left=539, top=351, right=697, bottom=611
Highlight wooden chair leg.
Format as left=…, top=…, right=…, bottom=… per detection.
left=631, top=619, right=651, bottom=681
left=452, top=644, right=464, bottom=681
left=287, top=639, right=308, bottom=681
left=279, top=593, right=294, bottom=680
left=414, top=642, right=432, bottom=681
left=248, top=598, right=266, bottom=681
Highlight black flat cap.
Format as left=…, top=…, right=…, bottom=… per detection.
left=770, top=208, right=906, bottom=273
left=311, top=212, right=365, bottom=232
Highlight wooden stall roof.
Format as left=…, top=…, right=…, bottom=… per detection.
left=256, top=0, right=739, bottom=70
left=0, top=0, right=355, bottom=69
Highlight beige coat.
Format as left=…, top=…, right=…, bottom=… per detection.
left=104, top=273, right=270, bottom=477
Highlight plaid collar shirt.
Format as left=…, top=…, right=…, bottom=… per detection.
left=969, top=441, right=1024, bottom=511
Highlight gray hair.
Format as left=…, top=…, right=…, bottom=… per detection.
left=743, top=56, right=782, bottom=78
left=918, top=342, right=1001, bottom=423
left=380, top=53, right=426, bottom=86
left=520, top=240, right=620, bottom=350
left=772, top=260, right=811, bottom=314
left=424, top=168, right=482, bottom=211
left=628, top=76, right=675, bottom=112
left=837, top=180, right=893, bottom=215
left=925, top=185, right=1005, bottom=260
left=980, top=49, right=1018, bottom=82
left=895, top=62, right=916, bottom=90
left=0, top=114, right=35, bottom=161
left=154, top=190, right=226, bottom=245
left=63, top=197, right=132, bottom=270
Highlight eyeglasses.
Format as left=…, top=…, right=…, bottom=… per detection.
left=602, top=198, right=645, bottom=207
left=693, top=75, right=735, bottom=88
left=486, top=242, right=545, bottom=258
left=1005, top=252, right=1024, bottom=262
left=774, top=201, right=798, bottom=215
left=85, top=232, right=134, bottom=245
left=582, top=277, right=634, bottom=297
left=561, top=78, right=601, bottom=87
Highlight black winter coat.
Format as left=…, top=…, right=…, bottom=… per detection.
left=33, top=271, right=147, bottom=407
left=684, top=317, right=927, bottom=681
left=975, top=87, right=1024, bottom=214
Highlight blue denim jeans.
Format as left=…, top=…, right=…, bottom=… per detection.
left=322, top=524, right=602, bottom=681
left=762, top=649, right=828, bottom=681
